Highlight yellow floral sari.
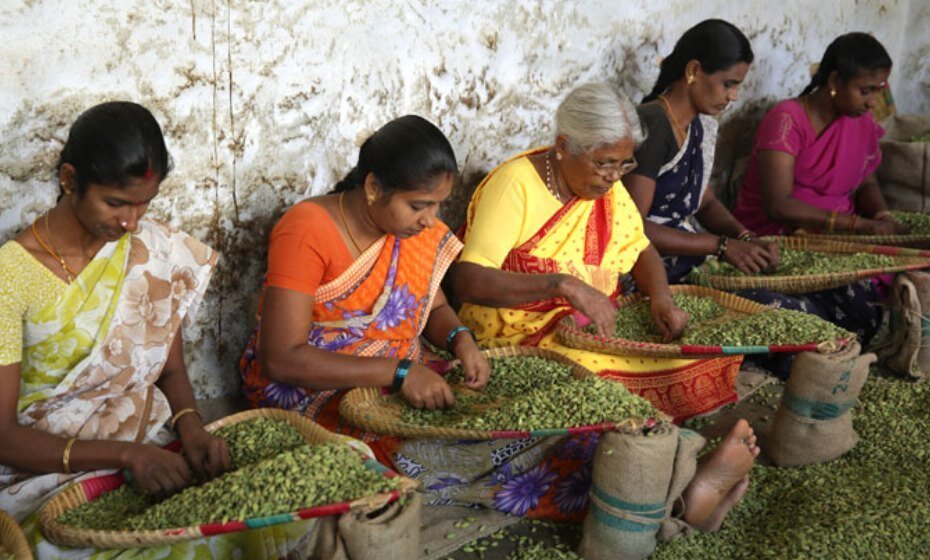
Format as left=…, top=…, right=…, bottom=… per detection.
left=459, top=148, right=742, bottom=421
left=2, top=221, right=318, bottom=559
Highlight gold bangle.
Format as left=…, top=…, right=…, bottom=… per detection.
left=62, top=437, right=78, bottom=474
left=826, top=211, right=838, bottom=233
left=169, top=407, right=200, bottom=432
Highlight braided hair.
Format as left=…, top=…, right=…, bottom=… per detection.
left=642, top=19, right=754, bottom=103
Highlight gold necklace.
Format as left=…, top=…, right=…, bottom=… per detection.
left=32, top=212, right=77, bottom=282
left=544, top=151, right=565, bottom=204
left=658, top=95, right=688, bottom=144
left=338, top=191, right=364, bottom=254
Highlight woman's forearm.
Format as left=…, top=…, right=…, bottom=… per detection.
left=450, top=262, right=566, bottom=308
left=0, top=424, right=135, bottom=474
left=259, top=344, right=398, bottom=390
left=643, top=221, right=720, bottom=257
left=854, top=176, right=890, bottom=217
left=695, top=197, right=749, bottom=239
left=630, top=246, right=673, bottom=301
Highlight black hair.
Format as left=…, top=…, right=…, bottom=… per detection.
left=800, top=33, right=892, bottom=96
left=642, top=19, right=754, bottom=103
left=57, top=101, right=171, bottom=196
left=332, top=115, right=457, bottom=195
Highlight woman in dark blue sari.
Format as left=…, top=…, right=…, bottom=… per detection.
left=624, top=20, right=883, bottom=374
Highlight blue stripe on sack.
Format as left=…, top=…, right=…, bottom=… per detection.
left=591, top=501, right=661, bottom=532
left=783, top=391, right=854, bottom=420
left=591, top=485, right=666, bottom=519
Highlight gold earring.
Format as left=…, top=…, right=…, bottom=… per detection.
left=687, top=74, right=695, bottom=85
left=830, top=88, right=837, bottom=98
left=555, top=152, right=562, bottom=161
left=366, top=193, right=375, bottom=205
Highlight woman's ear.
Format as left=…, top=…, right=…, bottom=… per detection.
left=362, top=172, right=381, bottom=206
left=685, top=59, right=702, bottom=84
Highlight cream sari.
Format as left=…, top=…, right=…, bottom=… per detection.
left=2, top=220, right=316, bottom=559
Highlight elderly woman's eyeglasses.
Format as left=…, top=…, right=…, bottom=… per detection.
left=588, top=155, right=638, bottom=177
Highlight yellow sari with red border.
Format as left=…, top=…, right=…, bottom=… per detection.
left=459, top=148, right=742, bottom=421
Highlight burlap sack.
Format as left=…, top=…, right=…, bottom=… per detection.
left=875, top=114, right=930, bottom=212
left=875, top=271, right=930, bottom=379
left=656, top=428, right=704, bottom=543
left=578, top=425, right=679, bottom=560
left=766, top=341, right=874, bottom=467
left=335, top=492, right=421, bottom=560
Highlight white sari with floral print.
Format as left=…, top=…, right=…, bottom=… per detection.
left=1, top=220, right=317, bottom=559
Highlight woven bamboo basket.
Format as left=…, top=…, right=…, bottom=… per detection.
left=688, top=236, right=930, bottom=293
left=556, top=285, right=851, bottom=358
left=339, top=346, right=665, bottom=440
left=794, top=231, right=930, bottom=250
left=0, top=510, right=32, bottom=560
left=39, top=408, right=417, bottom=549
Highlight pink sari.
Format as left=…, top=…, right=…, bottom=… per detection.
left=734, top=99, right=884, bottom=236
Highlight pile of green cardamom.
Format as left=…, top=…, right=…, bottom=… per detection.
left=57, top=419, right=399, bottom=531
left=710, top=249, right=895, bottom=277
left=399, top=356, right=657, bottom=431
left=651, top=376, right=930, bottom=559
left=910, top=131, right=930, bottom=142
left=679, top=308, right=851, bottom=347
left=891, top=210, right=930, bottom=234
left=586, top=294, right=726, bottom=341
left=585, top=294, right=849, bottom=347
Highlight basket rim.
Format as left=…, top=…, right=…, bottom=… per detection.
left=556, top=285, right=852, bottom=358
left=38, top=408, right=417, bottom=549
left=0, top=509, right=33, bottom=560
left=339, top=346, right=666, bottom=439
left=688, top=237, right=930, bottom=294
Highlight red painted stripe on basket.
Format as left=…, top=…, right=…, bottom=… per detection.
left=80, top=472, right=126, bottom=501
left=296, top=502, right=354, bottom=519
left=199, top=520, right=247, bottom=536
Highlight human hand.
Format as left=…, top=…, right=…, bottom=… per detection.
left=751, top=238, right=780, bottom=272
left=858, top=218, right=898, bottom=236
left=453, top=339, right=491, bottom=390
left=123, top=444, right=194, bottom=496
left=559, top=275, right=617, bottom=337
left=400, top=363, right=456, bottom=410
left=650, top=295, right=689, bottom=342
left=723, top=239, right=776, bottom=275
left=875, top=213, right=910, bottom=234
left=180, top=426, right=231, bottom=481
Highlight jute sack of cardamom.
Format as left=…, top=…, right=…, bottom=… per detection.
left=578, top=424, right=703, bottom=560
left=335, top=491, right=421, bottom=560
left=875, top=114, right=930, bottom=212
left=766, top=341, right=874, bottom=467
left=874, top=271, right=930, bottom=379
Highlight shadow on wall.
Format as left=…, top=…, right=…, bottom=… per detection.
left=712, top=98, right=776, bottom=209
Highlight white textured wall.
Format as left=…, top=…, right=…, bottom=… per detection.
left=0, top=0, right=925, bottom=398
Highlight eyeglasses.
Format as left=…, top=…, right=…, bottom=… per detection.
left=588, top=155, right=638, bottom=177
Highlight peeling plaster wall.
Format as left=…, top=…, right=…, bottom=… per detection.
left=0, top=1, right=925, bottom=398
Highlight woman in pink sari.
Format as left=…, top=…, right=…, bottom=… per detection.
left=734, top=32, right=906, bottom=236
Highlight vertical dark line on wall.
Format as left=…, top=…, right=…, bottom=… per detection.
left=190, top=0, right=197, bottom=40
left=210, top=0, right=225, bottom=343
left=227, top=0, right=239, bottom=222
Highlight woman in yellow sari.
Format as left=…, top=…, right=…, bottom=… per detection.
left=452, top=83, right=744, bottom=422
left=0, top=102, right=312, bottom=558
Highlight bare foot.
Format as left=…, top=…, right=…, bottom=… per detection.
left=699, top=474, right=750, bottom=532
left=681, top=419, right=759, bottom=531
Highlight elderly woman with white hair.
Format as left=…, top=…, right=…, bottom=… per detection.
left=451, top=82, right=744, bottom=424
left=394, top=84, right=758, bottom=527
